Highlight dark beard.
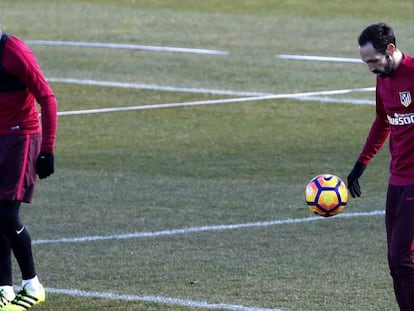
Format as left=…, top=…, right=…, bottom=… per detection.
left=378, top=72, right=390, bottom=78
left=376, top=56, right=394, bottom=78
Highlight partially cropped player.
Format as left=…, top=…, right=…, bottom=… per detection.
left=348, top=23, right=414, bottom=310
left=0, top=31, right=57, bottom=310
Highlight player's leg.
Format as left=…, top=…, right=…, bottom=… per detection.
left=0, top=201, right=45, bottom=311
left=0, top=201, right=34, bottom=308
left=0, top=135, right=19, bottom=307
left=386, top=184, right=408, bottom=309
left=386, top=184, right=414, bottom=310
left=0, top=134, right=40, bottom=281
left=0, top=201, right=35, bottom=282
left=0, top=232, right=14, bottom=305
left=0, top=134, right=45, bottom=310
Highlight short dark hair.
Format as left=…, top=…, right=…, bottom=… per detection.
left=358, top=23, right=396, bottom=53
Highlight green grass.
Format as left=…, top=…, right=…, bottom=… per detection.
left=0, top=0, right=408, bottom=310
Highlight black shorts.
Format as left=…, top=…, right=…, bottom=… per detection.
left=0, top=134, right=41, bottom=203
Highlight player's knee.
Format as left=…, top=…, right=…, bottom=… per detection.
left=389, top=254, right=414, bottom=280
left=0, top=200, right=20, bottom=217
left=0, top=201, right=23, bottom=234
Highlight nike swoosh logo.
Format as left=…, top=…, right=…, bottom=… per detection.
left=16, top=227, right=25, bottom=235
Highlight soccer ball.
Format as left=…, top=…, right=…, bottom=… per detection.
left=305, top=174, right=348, bottom=217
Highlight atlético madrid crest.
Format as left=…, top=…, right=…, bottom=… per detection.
left=400, top=91, right=412, bottom=107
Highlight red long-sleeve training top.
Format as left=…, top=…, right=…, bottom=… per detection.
left=0, top=34, right=57, bottom=153
left=358, top=54, right=414, bottom=186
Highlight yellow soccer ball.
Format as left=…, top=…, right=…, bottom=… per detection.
left=305, top=174, right=348, bottom=217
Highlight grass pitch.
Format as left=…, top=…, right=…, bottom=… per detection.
left=1, top=0, right=412, bottom=310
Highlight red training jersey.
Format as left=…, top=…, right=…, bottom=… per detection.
left=0, top=34, right=57, bottom=153
left=357, top=54, right=414, bottom=186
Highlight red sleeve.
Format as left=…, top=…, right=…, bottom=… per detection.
left=3, top=36, right=57, bottom=153
left=357, top=88, right=390, bottom=166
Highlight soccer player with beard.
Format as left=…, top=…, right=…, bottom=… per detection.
left=348, top=23, right=414, bottom=310
left=0, top=32, right=57, bottom=310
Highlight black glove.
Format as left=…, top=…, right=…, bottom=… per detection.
left=36, top=153, right=54, bottom=179
left=347, top=162, right=366, bottom=198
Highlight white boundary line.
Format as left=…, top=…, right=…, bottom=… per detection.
left=34, top=210, right=384, bottom=310
left=26, top=40, right=229, bottom=55
left=33, top=210, right=384, bottom=245
left=45, top=287, right=283, bottom=311
left=46, top=77, right=273, bottom=96
left=46, top=78, right=375, bottom=113
left=277, top=54, right=363, bottom=63
left=299, top=96, right=374, bottom=105
left=55, top=86, right=375, bottom=116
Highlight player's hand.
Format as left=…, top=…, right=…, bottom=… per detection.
left=36, top=153, right=55, bottom=179
left=347, top=162, right=366, bottom=198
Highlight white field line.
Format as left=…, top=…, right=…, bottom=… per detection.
left=277, top=54, right=363, bottom=63
left=47, top=77, right=375, bottom=100
left=26, top=40, right=229, bottom=55
left=45, top=287, right=283, bottom=311
left=33, top=210, right=384, bottom=246
left=46, top=77, right=273, bottom=96
left=56, top=86, right=375, bottom=116
left=299, top=96, right=374, bottom=105
left=34, top=211, right=384, bottom=310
